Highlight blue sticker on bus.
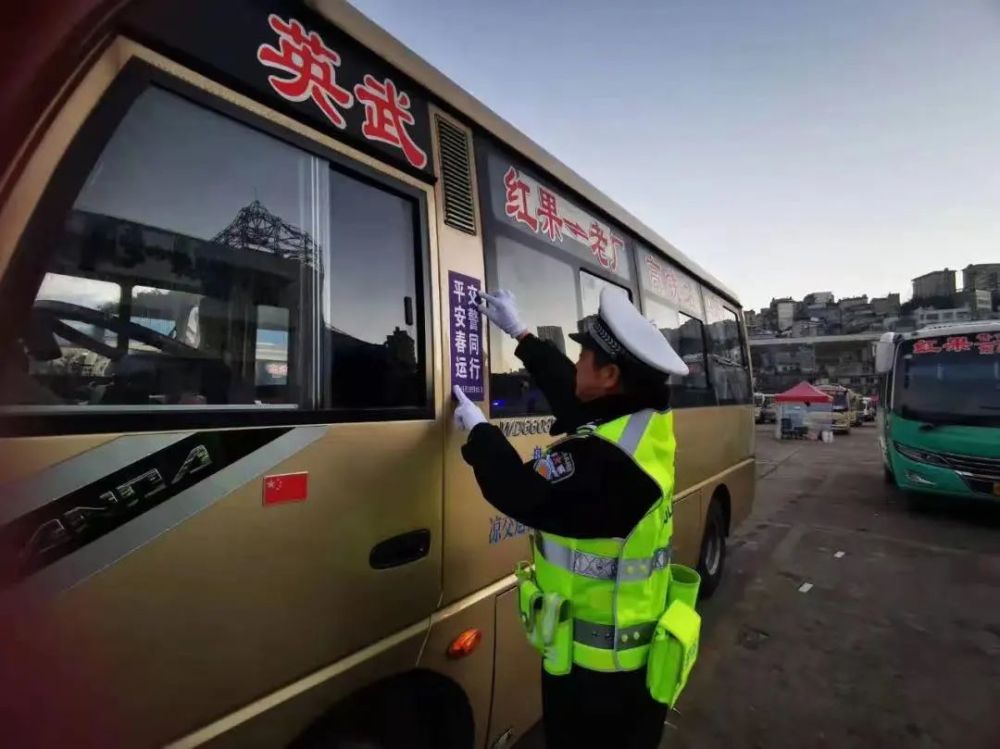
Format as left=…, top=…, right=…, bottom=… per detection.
left=488, top=515, right=528, bottom=545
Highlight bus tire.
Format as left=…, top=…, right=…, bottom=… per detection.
left=291, top=671, right=473, bottom=749
left=697, top=495, right=727, bottom=599
left=883, top=463, right=895, bottom=485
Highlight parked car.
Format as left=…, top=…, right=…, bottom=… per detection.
left=755, top=393, right=777, bottom=423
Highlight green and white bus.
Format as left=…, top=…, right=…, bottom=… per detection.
left=876, top=322, right=1000, bottom=501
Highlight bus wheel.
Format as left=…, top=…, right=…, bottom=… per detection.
left=697, top=496, right=727, bottom=599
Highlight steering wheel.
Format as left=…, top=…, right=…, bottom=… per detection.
left=30, top=300, right=210, bottom=404
left=32, top=300, right=208, bottom=359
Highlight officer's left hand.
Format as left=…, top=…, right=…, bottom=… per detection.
left=453, top=386, right=487, bottom=432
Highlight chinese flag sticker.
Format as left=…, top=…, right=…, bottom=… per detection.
left=263, top=472, right=308, bottom=506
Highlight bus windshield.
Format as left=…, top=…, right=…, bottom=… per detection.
left=829, top=390, right=848, bottom=411
left=894, top=337, right=1000, bottom=424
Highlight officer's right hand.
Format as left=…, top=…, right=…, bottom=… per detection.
left=478, top=290, right=527, bottom=339
left=453, top=386, right=487, bottom=432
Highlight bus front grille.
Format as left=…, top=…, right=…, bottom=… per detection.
left=940, top=452, right=1000, bottom=481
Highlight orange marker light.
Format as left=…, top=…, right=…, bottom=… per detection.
left=447, top=628, right=483, bottom=659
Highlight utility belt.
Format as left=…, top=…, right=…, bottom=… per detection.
left=515, top=558, right=702, bottom=707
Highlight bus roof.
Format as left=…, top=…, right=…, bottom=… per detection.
left=909, top=321, right=1000, bottom=339
left=311, top=0, right=741, bottom=307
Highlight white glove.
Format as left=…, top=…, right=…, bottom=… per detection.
left=478, top=290, right=527, bottom=339
left=453, top=386, right=488, bottom=432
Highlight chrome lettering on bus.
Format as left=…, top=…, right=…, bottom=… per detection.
left=116, top=468, right=167, bottom=507
left=172, top=444, right=213, bottom=485
left=497, top=417, right=555, bottom=438
left=10, top=444, right=211, bottom=575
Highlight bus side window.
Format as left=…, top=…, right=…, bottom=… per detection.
left=635, top=246, right=714, bottom=408
left=641, top=297, right=712, bottom=407
left=1, top=85, right=429, bottom=419
left=704, top=296, right=752, bottom=406
left=322, top=168, right=426, bottom=410
left=489, top=236, right=580, bottom=417
left=2, top=87, right=321, bottom=411
left=580, top=270, right=630, bottom=314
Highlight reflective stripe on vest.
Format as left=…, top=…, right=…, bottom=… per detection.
left=574, top=618, right=656, bottom=650
left=535, top=534, right=672, bottom=583
left=530, top=408, right=677, bottom=674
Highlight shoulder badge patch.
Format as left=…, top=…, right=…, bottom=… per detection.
left=533, top=451, right=576, bottom=483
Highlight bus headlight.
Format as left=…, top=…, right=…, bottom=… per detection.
left=894, top=442, right=949, bottom=468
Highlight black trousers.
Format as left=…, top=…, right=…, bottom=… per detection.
left=541, top=665, right=668, bottom=749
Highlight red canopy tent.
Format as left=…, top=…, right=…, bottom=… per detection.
left=774, top=381, right=833, bottom=404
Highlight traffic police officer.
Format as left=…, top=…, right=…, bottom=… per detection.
left=453, top=287, right=689, bottom=749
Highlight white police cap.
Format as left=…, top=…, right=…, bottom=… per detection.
left=570, top=287, right=689, bottom=376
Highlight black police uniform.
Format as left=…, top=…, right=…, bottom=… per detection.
left=461, top=334, right=670, bottom=749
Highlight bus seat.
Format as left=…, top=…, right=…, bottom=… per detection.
left=24, top=314, right=62, bottom=362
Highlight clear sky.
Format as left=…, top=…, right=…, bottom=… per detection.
left=348, top=0, right=1000, bottom=311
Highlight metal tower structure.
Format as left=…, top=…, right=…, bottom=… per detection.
left=212, top=199, right=317, bottom=267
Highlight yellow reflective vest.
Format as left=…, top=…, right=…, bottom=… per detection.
left=523, top=408, right=676, bottom=674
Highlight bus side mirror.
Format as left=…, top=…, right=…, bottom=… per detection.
left=874, top=334, right=895, bottom=374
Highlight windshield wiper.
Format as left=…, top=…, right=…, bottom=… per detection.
left=900, top=405, right=933, bottom=422
left=900, top=408, right=1000, bottom=428
left=920, top=416, right=999, bottom=427
left=900, top=405, right=959, bottom=427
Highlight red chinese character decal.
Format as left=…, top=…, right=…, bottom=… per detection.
left=610, top=235, right=623, bottom=272
left=912, top=339, right=940, bottom=355
left=257, top=14, right=354, bottom=129
left=564, top=219, right=588, bottom=241
left=977, top=340, right=997, bottom=355
left=664, top=268, right=680, bottom=302
left=536, top=187, right=564, bottom=242
left=645, top=255, right=664, bottom=294
left=942, top=336, right=972, bottom=353
left=353, top=74, right=428, bottom=169
left=503, top=167, right=538, bottom=232
left=589, top=223, right=613, bottom=269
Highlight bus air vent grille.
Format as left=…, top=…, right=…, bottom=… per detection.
left=435, top=115, right=477, bottom=235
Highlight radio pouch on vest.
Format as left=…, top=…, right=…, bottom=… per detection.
left=646, top=600, right=701, bottom=706
left=539, top=592, right=572, bottom=676
left=667, top=563, right=701, bottom=609
left=516, top=563, right=545, bottom=652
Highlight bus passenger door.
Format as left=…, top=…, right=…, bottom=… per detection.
left=488, top=587, right=544, bottom=748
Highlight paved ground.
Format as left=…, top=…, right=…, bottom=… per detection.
left=518, top=424, right=1000, bottom=748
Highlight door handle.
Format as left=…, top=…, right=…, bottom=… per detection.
left=369, top=529, right=431, bottom=569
